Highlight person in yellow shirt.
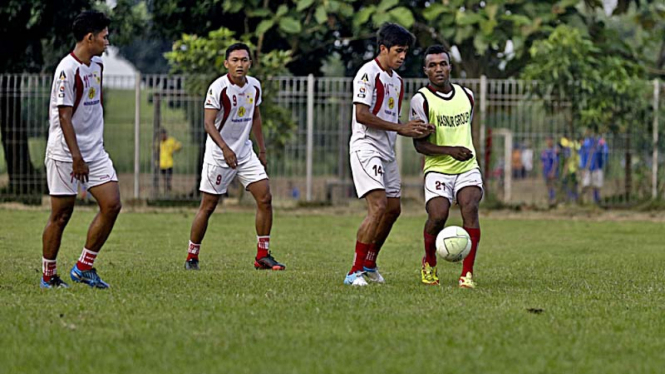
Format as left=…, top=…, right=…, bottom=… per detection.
left=559, top=136, right=580, bottom=202
left=159, top=128, right=182, bottom=194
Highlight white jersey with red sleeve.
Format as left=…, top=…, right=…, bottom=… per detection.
left=203, top=74, right=262, bottom=166
left=46, top=53, right=107, bottom=162
left=409, top=91, right=428, bottom=123
left=349, top=59, right=404, bottom=161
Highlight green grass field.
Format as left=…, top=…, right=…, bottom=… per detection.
left=1, top=208, right=664, bottom=374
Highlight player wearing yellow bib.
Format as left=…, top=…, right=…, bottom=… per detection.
left=410, top=45, right=483, bottom=288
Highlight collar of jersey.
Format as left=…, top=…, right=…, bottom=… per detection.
left=426, top=84, right=455, bottom=101
left=373, top=58, right=394, bottom=77
left=226, top=73, right=249, bottom=89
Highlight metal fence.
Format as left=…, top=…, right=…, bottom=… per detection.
left=1, top=73, right=662, bottom=206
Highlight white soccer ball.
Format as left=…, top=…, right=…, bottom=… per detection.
left=435, top=226, right=472, bottom=263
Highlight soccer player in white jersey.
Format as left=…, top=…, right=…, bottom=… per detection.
left=344, top=24, right=434, bottom=286
left=410, top=45, right=483, bottom=288
left=41, top=11, right=120, bottom=289
left=184, top=43, right=285, bottom=271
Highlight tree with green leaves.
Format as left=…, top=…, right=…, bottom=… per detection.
left=150, top=0, right=418, bottom=76
left=522, top=25, right=649, bottom=200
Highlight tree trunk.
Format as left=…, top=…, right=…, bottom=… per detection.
left=0, top=75, right=44, bottom=195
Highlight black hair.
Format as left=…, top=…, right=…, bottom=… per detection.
left=423, top=45, right=452, bottom=65
left=72, top=11, right=111, bottom=42
left=376, top=23, right=415, bottom=50
left=226, top=43, right=252, bottom=60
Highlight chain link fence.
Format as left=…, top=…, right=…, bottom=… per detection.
left=1, top=74, right=662, bottom=206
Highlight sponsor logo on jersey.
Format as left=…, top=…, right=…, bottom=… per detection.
left=411, top=108, right=417, bottom=116
left=361, top=73, right=368, bottom=82
left=435, top=111, right=471, bottom=128
left=94, top=73, right=101, bottom=85
left=247, top=94, right=253, bottom=104
left=357, top=86, right=366, bottom=99
left=208, top=89, right=213, bottom=96
left=88, top=87, right=96, bottom=99
left=388, top=97, right=395, bottom=109
left=59, top=86, right=65, bottom=92
left=59, top=71, right=66, bottom=80
left=238, top=106, right=246, bottom=117
left=58, top=93, right=65, bottom=98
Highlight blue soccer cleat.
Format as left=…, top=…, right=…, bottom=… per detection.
left=40, top=275, right=70, bottom=289
left=343, top=271, right=368, bottom=286
left=70, top=264, right=110, bottom=289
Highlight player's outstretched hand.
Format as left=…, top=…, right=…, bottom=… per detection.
left=223, top=147, right=238, bottom=169
left=414, top=123, right=436, bottom=139
left=399, top=120, right=434, bottom=138
left=448, top=146, right=473, bottom=161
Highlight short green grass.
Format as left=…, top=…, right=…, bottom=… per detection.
left=1, top=208, right=664, bottom=374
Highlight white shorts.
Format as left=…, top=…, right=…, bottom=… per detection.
left=350, top=150, right=401, bottom=198
left=46, top=156, right=118, bottom=196
left=199, top=152, right=268, bottom=195
left=581, top=169, right=603, bottom=188
left=424, top=168, right=484, bottom=204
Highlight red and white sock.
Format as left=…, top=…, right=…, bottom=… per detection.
left=42, top=258, right=57, bottom=282
left=350, top=241, right=370, bottom=274
left=257, top=236, right=270, bottom=259
left=187, top=241, right=200, bottom=261
left=424, top=230, right=437, bottom=267
left=77, top=248, right=98, bottom=271
left=363, top=243, right=379, bottom=269
left=462, top=227, right=481, bottom=276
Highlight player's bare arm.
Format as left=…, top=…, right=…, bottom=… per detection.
left=204, top=108, right=237, bottom=168
left=58, top=106, right=89, bottom=182
left=413, top=137, right=473, bottom=161
left=251, top=106, right=267, bottom=167
left=355, top=104, right=432, bottom=138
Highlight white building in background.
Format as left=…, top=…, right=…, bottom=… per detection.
left=101, top=46, right=138, bottom=89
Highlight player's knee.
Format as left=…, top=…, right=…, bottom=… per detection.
left=386, top=204, right=401, bottom=220
left=368, top=199, right=387, bottom=218
left=102, top=199, right=122, bottom=217
left=429, top=211, right=448, bottom=228
left=257, top=192, right=272, bottom=210
left=52, top=207, right=74, bottom=227
left=199, top=201, right=217, bottom=216
left=460, top=201, right=479, bottom=218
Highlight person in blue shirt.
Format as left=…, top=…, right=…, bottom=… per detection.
left=579, top=126, right=609, bottom=204
left=541, top=137, right=559, bottom=204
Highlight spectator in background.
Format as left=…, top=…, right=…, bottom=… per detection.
left=511, top=145, right=523, bottom=179
left=559, top=136, right=580, bottom=202
left=579, top=127, right=609, bottom=204
left=541, top=137, right=558, bottom=205
left=288, top=180, right=300, bottom=200
left=521, top=141, right=533, bottom=178
left=159, top=128, right=182, bottom=194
